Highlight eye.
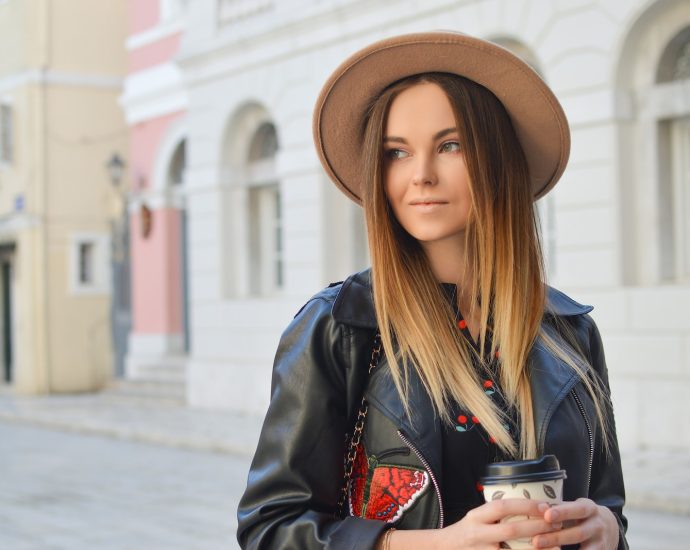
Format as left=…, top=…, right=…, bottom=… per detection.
left=384, top=148, right=409, bottom=160
left=440, top=141, right=461, bottom=153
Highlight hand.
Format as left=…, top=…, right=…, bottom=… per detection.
left=532, top=498, right=619, bottom=549
left=432, top=499, right=562, bottom=550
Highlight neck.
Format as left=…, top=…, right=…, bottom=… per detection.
left=420, top=235, right=472, bottom=288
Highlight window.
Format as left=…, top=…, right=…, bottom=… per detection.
left=671, top=116, right=690, bottom=280
left=656, top=27, right=690, bottom=282
left=246, top=122, right=282, bottom=295
left=0, top=104, right=13, bottom=164
left=168, top=139, right=186, bottom=187
left=79, top=243, right=94, bottom=284
left=70, top=234, right=110, bottom=295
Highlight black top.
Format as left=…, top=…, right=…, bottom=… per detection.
left=441, top=289, right=518, bottom=525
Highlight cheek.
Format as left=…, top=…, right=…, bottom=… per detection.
left=383, top=171, right=405, bottom=207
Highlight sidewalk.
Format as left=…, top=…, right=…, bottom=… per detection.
left=1, top=386, right=689, bottom=516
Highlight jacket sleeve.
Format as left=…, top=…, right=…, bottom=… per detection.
left=237, top=295, right=388, bottom=549
left=583, top=316, right=629, bottom=550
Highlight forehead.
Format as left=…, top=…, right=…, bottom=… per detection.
left=385, top=82, right=456, bottom=133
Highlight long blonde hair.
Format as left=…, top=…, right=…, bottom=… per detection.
left=362, top=73, right=609, bottom=459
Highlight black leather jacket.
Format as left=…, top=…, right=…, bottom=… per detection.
left=237, top=269, right=628, bottom=549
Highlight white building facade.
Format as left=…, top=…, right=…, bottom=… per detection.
left=172, top=0, right=690, bottom=452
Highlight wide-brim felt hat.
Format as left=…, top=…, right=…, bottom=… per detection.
left=313, top=31, right=570, bottom=204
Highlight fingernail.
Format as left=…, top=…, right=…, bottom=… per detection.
left=550, top=522, right=563, bottom=530
left=549, top=510, right=560, bottom=521
left=537, top=502, right=549, bottom=513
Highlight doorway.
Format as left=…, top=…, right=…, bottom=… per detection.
left=0, top=244, right=16, bottom=384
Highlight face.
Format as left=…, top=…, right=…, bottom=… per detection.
left=383, top=82, right=472, bottom=250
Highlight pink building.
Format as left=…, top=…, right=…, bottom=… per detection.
left=121, top=0, right=189, bottom=393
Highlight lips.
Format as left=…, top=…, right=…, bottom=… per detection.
left=409, top=200, right=448, bottom=213
left=409, top=199, right=448, bottom=205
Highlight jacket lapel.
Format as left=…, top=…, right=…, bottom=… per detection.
left=365, top=355, right=444, bottom=482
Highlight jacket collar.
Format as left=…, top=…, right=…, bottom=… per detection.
left=332, top=268, right=593, bottom=328
left=333, top=268, right=593, bottom=464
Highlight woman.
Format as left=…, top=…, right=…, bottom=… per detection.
left=237, top=32, right=627, bottom=550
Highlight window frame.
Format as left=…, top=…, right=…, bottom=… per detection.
left=69, top=233, right=111, bottom=295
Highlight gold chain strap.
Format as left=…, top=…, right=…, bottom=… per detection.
left=336, top=332, right=382, bottom=518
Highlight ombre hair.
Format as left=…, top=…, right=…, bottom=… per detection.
left=361, top=72, right=610, bottom=459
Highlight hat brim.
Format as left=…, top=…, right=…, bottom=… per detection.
left=313, top=32, right=570, bottom=204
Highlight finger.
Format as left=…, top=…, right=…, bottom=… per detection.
left=532, top=520, right=596, bottom=548
left=469, top=498, right=550, bottom=523
left=491, top=517, right=562, bottom=544
left=544, top=498, right=596, bottom=523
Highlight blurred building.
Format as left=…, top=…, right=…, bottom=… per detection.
left=121, top=0, right=189, bottom=398
left=123, top=0, right=690, bottom=451
left=0, top=1, right=128, bottom=394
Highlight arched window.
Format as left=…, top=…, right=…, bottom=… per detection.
left=219, top=105, right=284, bottom=298
left=664, top=28, right=690, bottom=281
left=246, top=122, right=282, bottom=294
left=616, top=2, right=690, bottom=285
left=168, top=139, right=186, bottom=187
left=656, top=26, right=690, bottom=282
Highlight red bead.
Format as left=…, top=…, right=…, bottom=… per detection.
left=458, top=415, right=467, bottom=424
left=471, top=416, right=480, bottom=424
left=483, top=380, right=493, bottom=388
left=457, top=319, right=467, bottom=329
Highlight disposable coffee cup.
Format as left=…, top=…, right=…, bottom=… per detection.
left=480, top=455, right=567, bottom=550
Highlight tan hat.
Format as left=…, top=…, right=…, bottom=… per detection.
left=313, top=31, right=570, bottom=204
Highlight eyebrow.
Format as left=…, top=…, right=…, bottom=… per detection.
left=383, top=127, right=458, bottom=144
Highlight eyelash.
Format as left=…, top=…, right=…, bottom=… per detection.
left=385, top=148, right=407, bottom=160
left=384, top=141, right=461, bottom=160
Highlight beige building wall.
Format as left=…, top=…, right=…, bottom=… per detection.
left=0, top=0, right=128, bottom=394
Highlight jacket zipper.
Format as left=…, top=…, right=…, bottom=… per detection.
left=571, top=388, right=593, bottom=492
left=397, top=430, right=444, bottom=529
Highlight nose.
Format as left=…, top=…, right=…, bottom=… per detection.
left=411, top=155, right=437, bottom=186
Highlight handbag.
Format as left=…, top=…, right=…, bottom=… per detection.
left=336, top=332, right=382, bottom=518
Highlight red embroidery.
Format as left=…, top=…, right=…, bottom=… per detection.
left=348, top=442, right=430, bottom=523
left=349, top=442, right=368, bottom=517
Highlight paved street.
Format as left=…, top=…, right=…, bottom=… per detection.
left=2, top=420, right=690, bottom=549
left=1, top=421, right=246, bottom=550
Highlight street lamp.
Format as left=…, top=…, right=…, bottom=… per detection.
left=104, top=152, right=130, bottom=379
left=105, top=153, right=126, bottom=187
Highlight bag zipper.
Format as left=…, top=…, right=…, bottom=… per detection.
left=397, top=430, right=444, bottom=529
left=571, top=388, right=593, bottom=491
left=372, top=447, right=411, bottom=462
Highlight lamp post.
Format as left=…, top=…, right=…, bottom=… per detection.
left=105, top=153, right=126, bottom=187
left=105, top=152, right=130, bottom=379
left=105, top=153, right=127, bottom=262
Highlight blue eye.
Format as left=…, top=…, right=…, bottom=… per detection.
left=440, top=141, right=461, bottom=153
left=385, top=148, right=408, bottom=160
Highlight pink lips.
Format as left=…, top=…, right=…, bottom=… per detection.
left=409, top=199, right=448, bottom=212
